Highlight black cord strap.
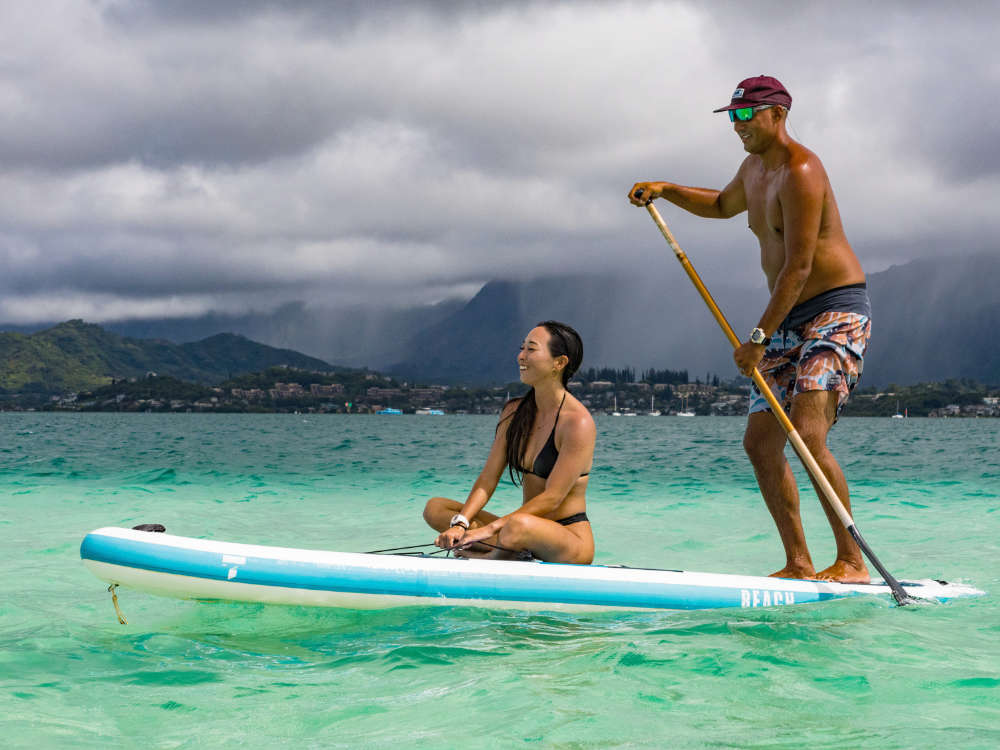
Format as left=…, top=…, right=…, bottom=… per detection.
left=366, top=540, right=534, bottom=561
left=365, top=543, right=437, bottom=554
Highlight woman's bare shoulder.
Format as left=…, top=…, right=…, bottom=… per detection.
left=562, top=395, right=596, bottom=433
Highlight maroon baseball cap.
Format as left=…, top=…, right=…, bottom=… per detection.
left=713, top=75, right=792, bottom=112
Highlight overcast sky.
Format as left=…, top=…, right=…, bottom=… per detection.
left=2, top=0, right=997, bottom=324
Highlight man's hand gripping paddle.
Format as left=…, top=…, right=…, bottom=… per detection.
left=636, top=193, right=915, bottom=606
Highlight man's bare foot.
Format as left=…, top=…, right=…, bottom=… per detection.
left=769, top=565, right=816, bottom=580
left=815, top=559, right=870, bottom=583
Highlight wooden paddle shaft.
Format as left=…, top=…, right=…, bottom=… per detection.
left=644, top=202, right=855, bottom=531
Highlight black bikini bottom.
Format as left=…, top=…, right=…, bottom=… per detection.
left=556, top=512, right=589, bottom=526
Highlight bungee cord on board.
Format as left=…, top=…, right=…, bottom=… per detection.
left=366, top=541, right=534, bottom=561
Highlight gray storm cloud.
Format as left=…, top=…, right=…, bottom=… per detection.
left=0, top=0, right=997, bottom=324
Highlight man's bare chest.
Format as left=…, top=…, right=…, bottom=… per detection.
left=745, top=170, right=784, bottom=237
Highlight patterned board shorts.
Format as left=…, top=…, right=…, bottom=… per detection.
left=748, top=311, right=872, bottom=419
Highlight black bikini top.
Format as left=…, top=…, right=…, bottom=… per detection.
left=521, top=394, right=590, bottom=480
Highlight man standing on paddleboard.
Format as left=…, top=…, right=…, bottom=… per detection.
left=628, top=75, right=871, bottom=584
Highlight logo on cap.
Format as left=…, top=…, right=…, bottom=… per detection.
left=732, top=88, right=744, bottom=100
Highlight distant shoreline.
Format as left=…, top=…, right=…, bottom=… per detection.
left=2, top=369, right=996, bottom=418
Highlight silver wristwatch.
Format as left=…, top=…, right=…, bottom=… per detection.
left=749, top=327, right=770, bottom=346
left=449, top=513, right=470, bottom=529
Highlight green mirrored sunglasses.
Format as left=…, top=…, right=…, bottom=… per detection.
left=728, top=104, right=774, bottom=122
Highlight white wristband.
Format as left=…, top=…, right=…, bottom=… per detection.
left=449, top=513, right=470, bottom=529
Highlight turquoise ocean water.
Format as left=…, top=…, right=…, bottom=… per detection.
left=2, top=413, right=998, bottom=748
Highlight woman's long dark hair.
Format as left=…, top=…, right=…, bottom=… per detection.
left=499, top=321, right=584, bottom=486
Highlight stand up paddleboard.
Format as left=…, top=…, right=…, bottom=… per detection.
left=81, top=527, right=984, bottom=614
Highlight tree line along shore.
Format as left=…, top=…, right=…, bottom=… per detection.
left=2, top=366, right=997, bottom=418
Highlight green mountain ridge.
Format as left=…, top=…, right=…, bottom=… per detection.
left=0, top=320, right=338, bottom=394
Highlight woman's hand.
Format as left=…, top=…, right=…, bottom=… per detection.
left=435, top=524, right=468, bottom=550
left=454, top=522, right=498, bottom=548
left=436, top=520, right=502, bottom=557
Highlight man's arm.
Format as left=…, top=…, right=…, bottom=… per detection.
left=628, top=169, right=747, bottom=218
left=733, top=160, right=825, bottom=375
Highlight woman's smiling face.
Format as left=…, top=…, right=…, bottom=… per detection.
left=517, top=326, right=561, bottom=386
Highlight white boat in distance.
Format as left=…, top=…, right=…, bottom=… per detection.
left=676, top=394, right=695, bottom=417
left=611, top=394, right=622, bottom=416
left=648, top=394, right=661, bottom=417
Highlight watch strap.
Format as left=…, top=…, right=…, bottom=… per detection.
left=749, top=327, right=772, bottom=346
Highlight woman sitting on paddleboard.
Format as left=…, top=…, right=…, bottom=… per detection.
left=424, top=321, right=595, bottom=564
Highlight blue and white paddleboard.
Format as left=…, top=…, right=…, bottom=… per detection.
left=81, top=527, right=984, bottom=613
